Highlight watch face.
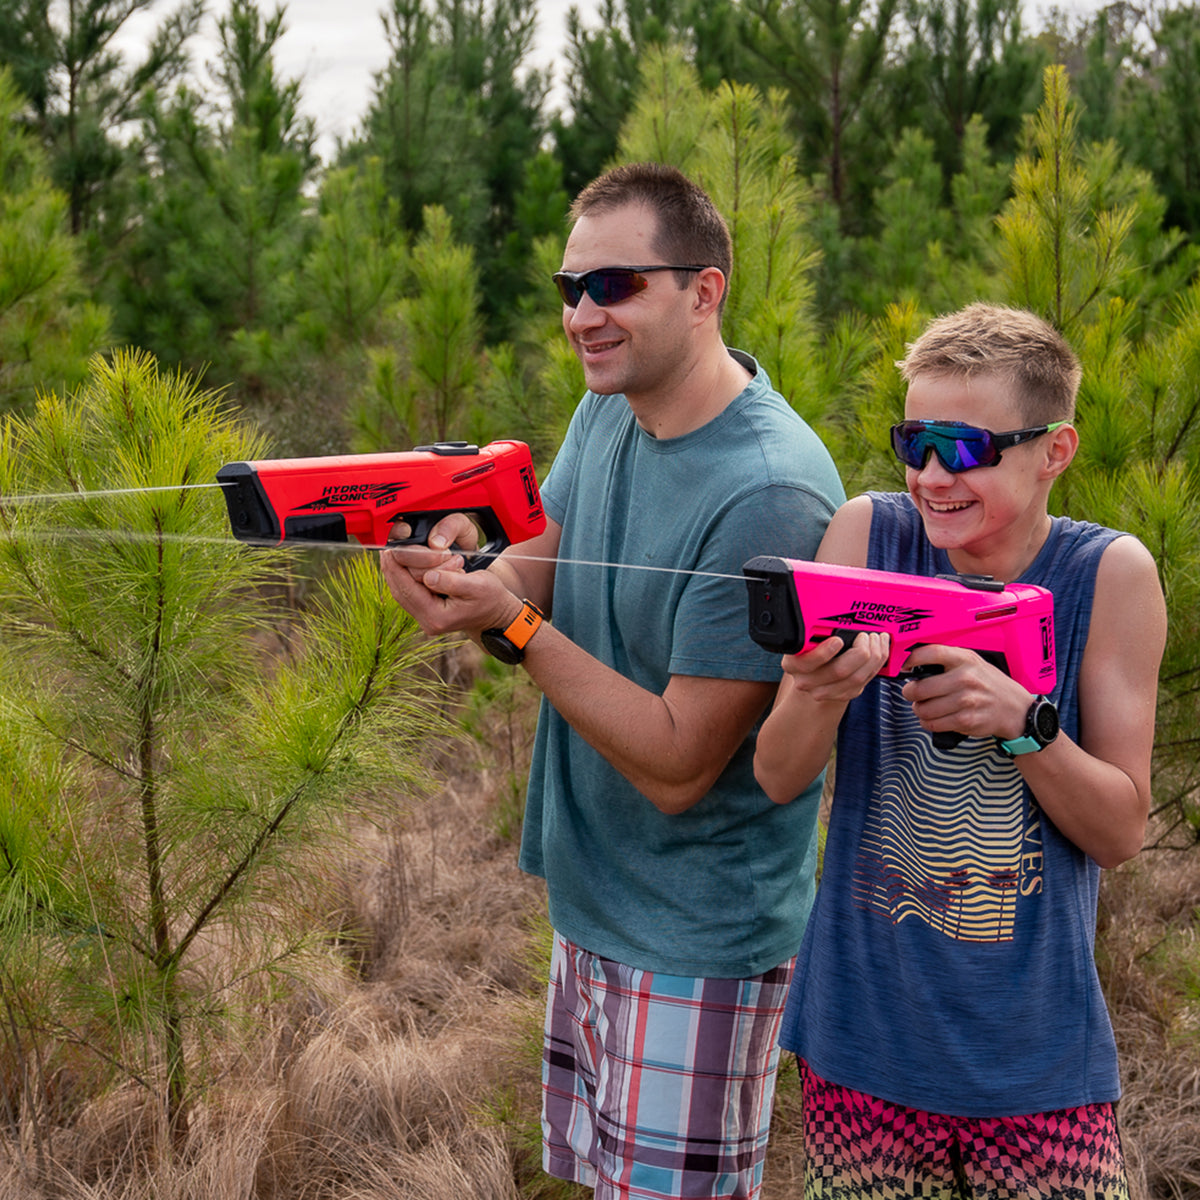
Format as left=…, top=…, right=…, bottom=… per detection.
left=1033, top=699, right=1059, bottom=742
left=481, top=629, right=522, bottom=665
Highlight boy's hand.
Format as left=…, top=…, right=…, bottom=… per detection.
left=781, top=631, right=891, bottom=704
left=900, top=645, right=1034, bottom=742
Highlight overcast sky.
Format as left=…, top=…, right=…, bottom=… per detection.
left=111, top=0, right=1102, bottom=165
left=112, top=0, right=578, bottom=161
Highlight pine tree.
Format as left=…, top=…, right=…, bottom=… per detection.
left=0, top=0, right=202, bottom=247
left=996, top=64, right=1136, bottom=337
left=0, top=67, right=109, bottom=413
left=298, top=158, right=410, bottom=349
left=347, top=0, right=547, bottom=333
left=0, top=350, right=446, bottom=1148
left=740, top=0, right=901, bottom=226
left=350, top=206, right=485, bottom=449
left=114, top=0, right=317, bottom=381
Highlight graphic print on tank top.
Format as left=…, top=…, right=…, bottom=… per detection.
left=852, top=694, right=1037, bottom=943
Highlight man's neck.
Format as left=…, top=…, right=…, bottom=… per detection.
left=629, top=347, right=753, bottom=439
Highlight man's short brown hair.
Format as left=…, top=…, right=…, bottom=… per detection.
left=898, top=303, right=1082, bottom=425
left=571, top=163, right=732, bottom=312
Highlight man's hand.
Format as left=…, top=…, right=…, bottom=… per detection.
left=381, top=513, right=522, bottom=639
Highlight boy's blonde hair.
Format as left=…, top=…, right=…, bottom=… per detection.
left=898, top=303, right=1082, bottom=425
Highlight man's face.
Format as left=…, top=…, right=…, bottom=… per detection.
left=558, top=203, right=699, bottom=402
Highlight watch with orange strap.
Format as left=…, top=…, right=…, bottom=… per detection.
left=480, top=599, right=545, bottom=664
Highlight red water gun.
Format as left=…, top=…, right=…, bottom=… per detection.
left=217, top=440, right=545, bottom=568
left=743, top=555, right=1056, bottom=747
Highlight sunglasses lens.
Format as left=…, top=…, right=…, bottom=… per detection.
left=590, top=269, right=647, bottom=305
left=891, top=422, right=998, bottom=472
left=553, top=268, right=649, bottom=308
left=553, top=274, right=585, bottom=306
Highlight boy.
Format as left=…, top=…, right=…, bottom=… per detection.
left=754, top=303, right=1166, bottom=1198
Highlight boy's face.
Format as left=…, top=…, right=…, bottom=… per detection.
left=903, top=372, right=1062, bottom=574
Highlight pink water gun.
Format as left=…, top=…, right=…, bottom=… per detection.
left=743, top=555, right=1056, bottom=748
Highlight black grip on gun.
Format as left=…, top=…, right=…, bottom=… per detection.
left=387, top=508, right=509, bottom=572
left=904, top=662, right=966, bottom=750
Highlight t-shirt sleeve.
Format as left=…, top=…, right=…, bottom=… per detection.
left=668, top=482, right=836, bottom=681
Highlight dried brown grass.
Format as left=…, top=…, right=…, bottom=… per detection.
left=1, top=648, right=547, bottom=1199
left=4, top=646, right=1199, bottom=1198
left=1099, top=849, right=1200, bottom=1200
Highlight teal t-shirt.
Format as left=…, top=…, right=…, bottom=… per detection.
left=517, top=351, right=846, bottom=977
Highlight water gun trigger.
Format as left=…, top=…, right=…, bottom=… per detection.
left=385, top=508, right=510, bottom=571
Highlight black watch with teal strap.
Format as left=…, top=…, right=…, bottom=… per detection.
left=998, top=696, right=1059, bottom=757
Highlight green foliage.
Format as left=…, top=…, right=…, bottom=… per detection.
left=346, top=0, right=549, bottom=332
left=0, top=68, right=110, bottom=413
left=852, top=127, right=951, bottom=315
left=349, top=205, right=485, bottom=448
left=0, top=0, right=202, bottom=241
left=1117, top=4, right=1200, bottom=235
left=0, top=349, right=447, bottom=1141
left=297, top=159, right=410, bottom=350
left=1065, top=288, right=1200, bottom=843
left=997, top=65, right=1137, bottom=336
left=551, top=0, right=756, bottom=197
left=740, top=0, right=901, bottom=225
left=114, top=0, right=317, bottom=378
left=615, top=47, right=826, bottom=416
left=892, top=0, right=1044, bottom=179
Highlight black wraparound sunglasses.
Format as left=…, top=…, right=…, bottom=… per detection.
left=551, top=264, right=711, bottom=308
left=890, top=419, right=1069, bottom=472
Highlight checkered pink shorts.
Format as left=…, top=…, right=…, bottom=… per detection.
left=541, top=931, right=794, bottom=1200
left=799, top=1059, right=1130, bottom=1199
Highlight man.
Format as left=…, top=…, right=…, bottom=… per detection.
left=754, top=303, right=1167, bottom=1198
left=381, top=162, right=844, bottom=1200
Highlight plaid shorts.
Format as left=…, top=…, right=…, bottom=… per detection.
left=799, top=1059, right=1130, bottom=1200
left=541, top=931, right=794, bottom=1200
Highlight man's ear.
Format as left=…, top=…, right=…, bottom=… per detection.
left=1043, top=422, right=1079, bottom=480
left=693, top=267, right=726, bottom=321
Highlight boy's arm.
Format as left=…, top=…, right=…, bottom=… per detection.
left=1011, top=535, right=1165, bottom=867
left=904, top=535, right=1166, bottom=867
left=754, top=497, right=891, bottom=804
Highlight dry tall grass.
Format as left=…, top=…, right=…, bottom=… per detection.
left=1, top=644, right=548, bottom=1199
left=3, top=642, right=1199, bottom=1198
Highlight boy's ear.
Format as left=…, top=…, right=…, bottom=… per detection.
left=1042, top=422, right=1079, bottom=480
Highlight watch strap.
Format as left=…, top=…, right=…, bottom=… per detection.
left=998, top=696, right=1057, bottom=757
left=501, top=599, right=544, bottom=652
left=998, top=732, right=1043, bottom=756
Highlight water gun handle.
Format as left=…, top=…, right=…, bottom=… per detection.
left=904, top=662, right=966, bottom=749
left=387, top=508, right=509, bottom=572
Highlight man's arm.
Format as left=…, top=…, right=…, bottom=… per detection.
left=380, top=516, right=778, bottom=816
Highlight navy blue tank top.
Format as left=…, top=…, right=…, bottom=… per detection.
left=779, top=493, right=1125, bottom=1117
